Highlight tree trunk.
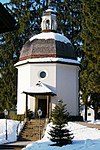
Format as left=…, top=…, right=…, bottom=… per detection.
left=85, top=105, right=87, bottom=121
left=94, top=109, right=98, bottom=121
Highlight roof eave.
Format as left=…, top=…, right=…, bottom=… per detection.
left=14, top=58, right=80, bottom=68
left=23, top=91, right=56, bottom=96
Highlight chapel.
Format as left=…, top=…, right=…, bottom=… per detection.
left=15, top=2, right=80, bottom=118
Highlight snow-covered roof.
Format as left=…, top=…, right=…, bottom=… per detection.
left=45, top=8, right=57, bottom=13
left=29, top=32, right=71, bottom=44
left=23, top=81, right=56, bottom=96
left=14, top=57, right=80, bottom=67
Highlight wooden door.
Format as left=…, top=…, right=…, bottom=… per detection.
left=38, top=99, right=47, bottom=118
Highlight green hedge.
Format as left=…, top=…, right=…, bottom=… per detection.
left=8, top=110, right=25, bottom=121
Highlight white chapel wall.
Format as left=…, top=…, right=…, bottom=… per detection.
left=16, top=62, right=79, bottom=116
left=56, top=64, right=79, bottom=116
left=30, top=63, right=57, bottom=113
left=30, top=63, right=56, bottom=89
left=17, top=64, right=31, bottom=114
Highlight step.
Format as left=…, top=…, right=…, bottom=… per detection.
left=0, top=144, right=24, bottom=150
left=0, top=141, right=33, bottom=150
left=17, top=119, right=46, bottom=141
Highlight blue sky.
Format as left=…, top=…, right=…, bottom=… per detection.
left=1, top=0, right=64, bottom=4
left=0, top=0, right=9, bottom=4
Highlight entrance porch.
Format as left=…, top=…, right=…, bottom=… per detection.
left=23, top=81, right=56, bottom=119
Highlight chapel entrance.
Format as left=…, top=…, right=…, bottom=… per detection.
left=24, top=81, right=56, bottom=120
left=38, top=98, right=47, bottom=118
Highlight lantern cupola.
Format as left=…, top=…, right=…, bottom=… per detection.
left=41, top=1, right=57, bottom=32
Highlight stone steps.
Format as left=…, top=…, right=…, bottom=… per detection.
left=0, top=144, right=24, bottom=150
left=17, top=119, right=45, bottom=141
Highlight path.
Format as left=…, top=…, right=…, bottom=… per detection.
left=76, top=121, right=100, bottom=130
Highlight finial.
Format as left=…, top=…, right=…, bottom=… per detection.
left=48, top=0, right=50, bottom=6
left=48, top=0, right=52, bottom=9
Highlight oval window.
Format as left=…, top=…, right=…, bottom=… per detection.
left=40, top=71, right=46, bottom=78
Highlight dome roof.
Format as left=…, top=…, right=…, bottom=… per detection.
left=29, top=32, right=70, bottom=43
left=19, top=32, right=77, bottom=61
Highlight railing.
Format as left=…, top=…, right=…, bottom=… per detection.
left=41, top=118, right=49, bottom=138
left=16, top=118, right=27, bottom=139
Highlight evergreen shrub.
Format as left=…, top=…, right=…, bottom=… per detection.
left=48, top=100, right=74, bottom=146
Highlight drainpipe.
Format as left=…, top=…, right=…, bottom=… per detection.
left=25, top=94, right=28, bottom=121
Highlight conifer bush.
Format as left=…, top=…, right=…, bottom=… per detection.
left=49, top=100, right=74, bottom=146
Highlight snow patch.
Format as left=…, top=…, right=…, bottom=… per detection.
left=0, top=119, right=100, bottom=150
left=22, top=122, right=100, bottom=150
left=0, top=119, right=23, bottom=144
left=23, top=81, right=56, bottom=95
left=29, top=32, right=71, bottom=44
left=14, top=57, right=80, bottom=67
left=46, top=8, right=57, bottom=13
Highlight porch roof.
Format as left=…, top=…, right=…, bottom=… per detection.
left=23, top=81, right=56, bottom=96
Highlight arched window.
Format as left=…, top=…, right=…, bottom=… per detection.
left=46, top=20, right=50, bottom=30
left=51, top=20, right=54, bottom=30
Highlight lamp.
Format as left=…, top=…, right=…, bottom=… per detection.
left=4, top=109, right=8, bottom=140
left=37, top=108, right=42, bottom=140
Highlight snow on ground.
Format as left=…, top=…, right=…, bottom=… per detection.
left=22, top=122, right=100, bottom=150
left=0, top=119, right=100, bottom=150
left=0, top=119, right=23, bottom=144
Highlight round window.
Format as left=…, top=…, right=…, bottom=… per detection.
left=39, top=71, right=46, bottom=78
